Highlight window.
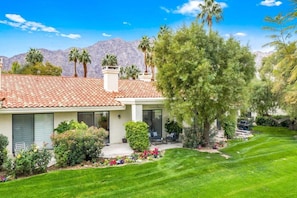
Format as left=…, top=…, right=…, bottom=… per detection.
left=143, top=110, right=162, bottom=137
left=12, top=114, right=54, bottom=153
left=78, top=111, right=109, bottom=142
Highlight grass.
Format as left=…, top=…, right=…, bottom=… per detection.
left=1, top=126, right=297, bottom=197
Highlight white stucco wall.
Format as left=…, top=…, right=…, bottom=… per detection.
left=0, top=114, right=12, bottom=154
left=54, top=112, right=77, bottom=128
left=109, top=106, right=131, bottom=143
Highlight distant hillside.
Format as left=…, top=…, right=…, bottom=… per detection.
left=1, top=38, right=145, bottom=78
left=1, top=39, right=272, bottom=78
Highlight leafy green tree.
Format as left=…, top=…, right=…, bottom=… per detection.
left=154, top=22, right=255, bottom=145
left=249, top=79, right=278, bottom=116
left=101, top=54, right=118, bottom=66
left=69, top=48, right=80, bottom=77
left=19, top=62, right=62, bottom=76
left=138, top=36, right=151, bottom=74
left=146, top=46, right=155, bottom=81
left=197, top=0, right=223, bottom=34
left=79, top=49, right=91, bottom=78
left=9, top=61, right=21, bottom=74
left=263, top=5, right=297, bottom=118
left=25, top=48, right=43, bottom=65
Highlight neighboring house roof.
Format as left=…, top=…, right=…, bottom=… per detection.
left=0, top=74, right=162, bottom=109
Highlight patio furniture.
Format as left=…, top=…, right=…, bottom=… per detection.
left=149, top=132, right=164, bottom=145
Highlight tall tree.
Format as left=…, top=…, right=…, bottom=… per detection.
left=263, top=5, right=297, bottom=118
left=101, top=54, right=118, bottom=66
left=154, top=22, right=255, bottom=146
left=79, top=49, right=91, bottom=78
left=146, top=47, right=155, bottom=81
left=69, top=48, right=80, bottom=77
left=138, top=36, right=151, bottom=74
left=25, top=48, right=44, bottom=65
left=197, top=0, right=223, bottom=34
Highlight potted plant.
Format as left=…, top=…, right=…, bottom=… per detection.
left=122, top=137, right=127, bottom=143
left=165, top=119, right=182, bottom=142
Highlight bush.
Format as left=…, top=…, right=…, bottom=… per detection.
left=51, top=127, right=107, bottom=167
left=222, top=116, right=236, bottom=139
left=0, top=134, right=8, bottom=170
left=125, top=121, right=150, bottom=152
left=4, top=144, right=51, bottom=178
left=256, top=115, right=291, bottom=127
left=182, top=127, right=202, bottom=148
left=54, top=120, right=88, bottom=134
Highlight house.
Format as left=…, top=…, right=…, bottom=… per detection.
left=0, top=60, right=167, bottom=155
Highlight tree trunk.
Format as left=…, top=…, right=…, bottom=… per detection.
left=151, top=65, right=155, bottom=81
left=203, top=121, right=211, bottom=146
left=74, top=61, right=77, bottom=77
left=144, top=53, right=148, bottom=74
left=83, top=64, right=87, bottom=78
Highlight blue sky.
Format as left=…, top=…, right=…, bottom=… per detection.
left=0, top=0, right=293, bottom=57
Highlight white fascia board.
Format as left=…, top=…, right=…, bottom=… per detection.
left=115, top=97, right=165, bottom=105
left=0, top=105, right=126, bottom=114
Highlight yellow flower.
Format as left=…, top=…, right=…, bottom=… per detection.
left=17, top=154, right=21, bottom=159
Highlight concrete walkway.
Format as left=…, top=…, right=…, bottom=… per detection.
left=101, top=142, right=183, bottom=158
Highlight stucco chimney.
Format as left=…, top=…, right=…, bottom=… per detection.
left=0, top=57, right=2, bottom=91
left=102, top=66, right=120, bottom=92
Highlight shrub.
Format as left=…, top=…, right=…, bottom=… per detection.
left=54, top=120, right=88, bottom=134
left=125, top=121, right=149, bottom=152
left=222, top=117, right=236, bottom=139
left=4, top=144, right=51, bottom=178
left=0, top=134, right=8, bottom=170
left=183, top=127, right=202, bottom=148
left=51, top=127, right=107, bottom=167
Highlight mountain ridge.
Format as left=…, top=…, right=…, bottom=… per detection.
left=1, top=38, right=272, bottom=78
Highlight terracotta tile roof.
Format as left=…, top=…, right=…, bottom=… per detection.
left=0, top=74, right=162, bottom=109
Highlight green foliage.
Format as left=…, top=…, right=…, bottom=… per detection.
left=25, top=48, right=43, bottom=65
left=101, top=54, right=118, bottom=66
left=182, top=127, right=202, bottom=148
left=19, top=62, right=62, bottom=76
left=249, top=79, right=278, bottom=116
left=164, top=119, right=182, bottom=134
left=120, top=65, right=141, bottom=80
left=154, top=22, right=255, bottom=145
left=54, top=120, right=88, bottom=134
left=125, top=121, right=150, bottom=152
left=4, top=144, right=51, bottom=178
left=255, top=115, right=291, bottom=127
left=51, top=127, right=107, bottom=167
left=0, top=134, right=8, bottom=170
left=222, top=116, right=236, bottom=139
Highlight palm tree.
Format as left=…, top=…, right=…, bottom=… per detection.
left=101, top=54, right=118, bottom=66
left=146, top=47, right=155, bottom=81
left=78, top=49, right=91, bottom=78
left=197, top=0, right=223, bottom=34
left=126, top=65, right=141, bottom=80
left=69, top=48, right=80, bottom=77
left=25, top=48, right=44, bottom=65
left=138, top=36, right=151, bottom=74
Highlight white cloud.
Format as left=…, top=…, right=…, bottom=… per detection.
left=234, top=32, right=246, bottom=37
left=174, top=0, right=227, bottom=16
left=5, top=14, right=26, bottom=23
left=0, top=13, right=80, bottom=39
left=160, top=6, right=170, bottom=13
left=60, top=33, right=81, bottom=39
left=123, top=21, right=131, bottom=26
left=102, top=33, right=112, bottom=37
left=260, top=0, right=282, bottom=7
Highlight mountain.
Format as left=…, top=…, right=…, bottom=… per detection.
left=1, top=38, right=272, bottom=78
left=1, top=38, right=145, bottom=78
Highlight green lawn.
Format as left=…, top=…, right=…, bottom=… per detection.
left=1, top=126, right=297, bottom=197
